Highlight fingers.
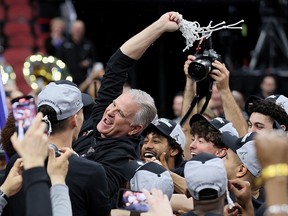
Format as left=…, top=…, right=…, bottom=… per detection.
left=224, top=204, right=240, bottom=215
left=59, top=147, right=73, bottom=160
left=160, top=151, right=166, bottom=159
left=48, top=147, right=73, bottom=162
left=151, top=158, right=162, bottom=166
left=143, top=158, right=152, bottom=163
left=229, top=179, right=250, bottom=191
left=210, top=61, right=230, bottom=87
left=159, top=152, right=168, bottom=169
left=211, top=61, right=229, bottom=74
left=13, top=158, right=23, bottom=170
left=184, top=60, right=192, bottom=76
left=25, top=112, right=44, bottom=135
left=169, top=12, right=181, bottom=22
left=48, top=148, right=56, bottom=161
left=188, top=55, right=196, bottom=61
left=142, top=189, right=151, bottom=200
left=11, top=133, right=20, bottom=155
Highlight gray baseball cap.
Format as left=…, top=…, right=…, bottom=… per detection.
left=37, top=81, right=83, bottom=120
left=142, top=118, right=186, bottom=149
left=184, top=153, right=227, bottom=200
left=225, top=132, right=262, bottom=177
left=129, top=161, right=174, bottom=200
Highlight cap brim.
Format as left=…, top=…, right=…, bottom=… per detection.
left=122, top=160, right=145, bottom=180
left=189, top=114, right=218, bottom=132
left=221, top=131, right=240, bottom=152
left=138, top=161, right=167, bottom=173
left=81, top=93, right=95, bottom=107
left=244, top=95, right=262, bottom=113
left=190, top=152, right=217, bottom=162
left=142, top=123, right=169, bottom=139
left=130, top=162, right=174, bottom=200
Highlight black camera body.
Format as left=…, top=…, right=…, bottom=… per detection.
left=188, top=48, right=221, bottom=82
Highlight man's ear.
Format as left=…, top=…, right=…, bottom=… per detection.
left=170, top=148, right=179, bottom=157
left=128, top=125, right=143, bottom=136
left=70, top=114, right=77, bottom=127
left=215, top=148, right=227, bottom=158
left=236, top=164, right=248, bottom=178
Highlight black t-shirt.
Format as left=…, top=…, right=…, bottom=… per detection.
left=3, top=153, right=111, bottom=216
left=255, top=202, right=266, bottom=216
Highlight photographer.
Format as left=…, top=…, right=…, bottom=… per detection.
left=181, top=53, right=248, bottom=160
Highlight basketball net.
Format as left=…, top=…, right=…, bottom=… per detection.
left=178, top=15, right=244, bottom=52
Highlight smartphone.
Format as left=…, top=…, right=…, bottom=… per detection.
left=48, top=143, right=62, bottom=157
left=117, top=189, right=149, bottom=212
left=11, top=95, right=37, bottom=140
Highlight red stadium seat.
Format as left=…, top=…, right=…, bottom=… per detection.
left=3, top=21, right=32, bottom=37
left=7, top=4, right=34, bottom=22
left=4, top=0, right=30, bottom=6
left=2, top=47, right=33, bottom=94
left=7, top=34, right=36, bottom=49
left=0, top=5, right=6, bottom=23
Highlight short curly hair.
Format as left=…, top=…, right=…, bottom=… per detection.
left=190, top=119, right=224, bottom=148
left=247, top=100, right=288, bottom=130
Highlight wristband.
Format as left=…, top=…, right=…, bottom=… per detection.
left=0, top=189, right=8, bottom=202
left=256, top=163, right=288, bottom=186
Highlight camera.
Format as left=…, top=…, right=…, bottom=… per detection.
left=187, top=35, right=221, bottom=82
left=188, top=48, right=221, bottom=82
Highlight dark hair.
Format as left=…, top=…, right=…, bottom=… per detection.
left=38, top=105, right=69, bottom=134
left=247, top=100, right=288, bottom=130
left=142, top=129, right=184, bottom=166
left=190, top=119, right=224, bottom=148
left=167, top=136, right=184, bottom=167
left=1, top=112, right=17, bottom=157
left=198, top=188, right=218, bottom=200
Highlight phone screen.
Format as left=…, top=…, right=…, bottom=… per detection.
left=11, top=95, right=37, bottom=140
left=117, top=189, right=149, bottom=212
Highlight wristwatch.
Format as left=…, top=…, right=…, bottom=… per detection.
left=0, top=189, right=8, bottom=202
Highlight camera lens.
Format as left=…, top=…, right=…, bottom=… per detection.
left=188, top=59, right=212, bottom=82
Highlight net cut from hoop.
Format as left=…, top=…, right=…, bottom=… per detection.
left=178, top=15, right=244, bottom=52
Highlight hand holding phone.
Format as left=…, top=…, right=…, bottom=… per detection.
left=48, top=143, right=62, bottom=157
left=11, top=96, right=37, bottom=140
left=117, top=189, right=149, bottom=213
left=142, top=188, right=174, bottom=216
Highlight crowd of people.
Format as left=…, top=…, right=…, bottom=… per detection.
left=0, top=11, right=288, bottom=216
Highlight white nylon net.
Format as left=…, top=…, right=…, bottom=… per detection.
left=178, top=15, right=244, bottom=52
